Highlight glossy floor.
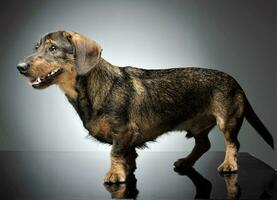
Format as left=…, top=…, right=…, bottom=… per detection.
left=0, top=151, right=276, bottom=199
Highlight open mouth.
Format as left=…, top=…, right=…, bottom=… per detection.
left=28, top=67, right=64, bottom=88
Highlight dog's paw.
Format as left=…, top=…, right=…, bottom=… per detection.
left=104, top=169, right=126, bottom=183
left=174, top=158, right=195, bottom=168
left=217, top=161, right=238, bottom=173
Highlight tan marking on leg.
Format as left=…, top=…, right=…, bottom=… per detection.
left=213, top=92, right=244, bottom=173
left=104, top=156, right=127, bottom=183
left=104, top=149, right=137, bottom=183
left=218, top=140, right=239, bottom=172
left=217, top=118, right=242, bottom=173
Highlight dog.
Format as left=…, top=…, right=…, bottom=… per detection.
left=17, top=30, right=274, bottom=183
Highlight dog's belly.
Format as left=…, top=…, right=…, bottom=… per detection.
left=173, top=112, right=216, bottom=134
left=134, top=112, right=216, bottom=146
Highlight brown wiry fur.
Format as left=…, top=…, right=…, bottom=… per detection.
left=18, top=30, right=274, bottom=184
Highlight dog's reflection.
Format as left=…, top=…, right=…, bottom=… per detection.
left=174, top=166, right=212, bottom=199
left=174, top=167, right=241, bottom=200
left=104, top=167, right=241, bottom=199
left=104, top=173, right=139, bottom=199
left=221, top=173, right=241, bottom=200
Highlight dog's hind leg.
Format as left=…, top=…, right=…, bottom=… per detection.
left=174, top=128, right=212, bottom=168
left=213, top=90, right=245, bottom=173
left=217, top=116, right=243, bottom=173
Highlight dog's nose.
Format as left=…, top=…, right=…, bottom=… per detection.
left=17, top=62, right=29, bottom=74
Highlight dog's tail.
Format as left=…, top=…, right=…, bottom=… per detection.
left=244, top=97, right=274, bottom=149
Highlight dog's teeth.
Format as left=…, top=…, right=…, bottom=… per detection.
left=32, top=81, right=39, bottom=85
left=51, top=71, right=55, bottom=75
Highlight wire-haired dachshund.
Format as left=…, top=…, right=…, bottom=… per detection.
left=17, top=30, right=274, bottom=183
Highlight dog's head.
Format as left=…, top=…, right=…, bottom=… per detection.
left=17, top=30, right=102, bottom=89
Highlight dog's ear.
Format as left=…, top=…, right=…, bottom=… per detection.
left=63, top=31, right=102, bottom=75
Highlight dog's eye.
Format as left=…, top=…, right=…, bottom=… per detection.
left=49, top=45, right=57, bottom=52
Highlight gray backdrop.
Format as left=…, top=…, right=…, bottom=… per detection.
left=0, top=0, right=276, bottom=168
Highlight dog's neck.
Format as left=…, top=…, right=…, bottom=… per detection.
left=63, top=58, right=121, bottom=125
left=82, top=58, right=121, bottom=107
left=59, top=58, right=120, bottom=100
left=92, top=58, right=121, bottom=76
left=57, top=69, right=78, bottom=99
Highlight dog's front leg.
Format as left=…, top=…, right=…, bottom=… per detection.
left=104, top=136, right=137, bottom=183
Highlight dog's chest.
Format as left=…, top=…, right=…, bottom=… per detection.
left=67, top=93, right=91, bottom=124
left=66, top=91, right=114, bottom=143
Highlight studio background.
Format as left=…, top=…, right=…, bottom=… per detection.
left=0, top=0, right=276, bottom=168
